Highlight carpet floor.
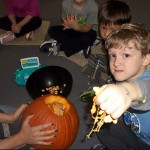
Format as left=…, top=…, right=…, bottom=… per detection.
left=0, top=45, right=99, bottom=149
left=0, top=20, right=50, bottom=46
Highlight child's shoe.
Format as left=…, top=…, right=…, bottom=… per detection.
left=40, top=39, right=59, bottom=56
left=79, top=50, right=84, bottom=56
left=90, top=143, right=106, bottom=150
left=79, top=46, right=91, bottom=58
left=25, top=31, right=34, bottom=41
left=79, top=87, right=95, bottom=102
left=83, top=46, right=91, bottom=58
left=0, top=31, right=16, bottom=44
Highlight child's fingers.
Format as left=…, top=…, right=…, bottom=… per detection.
left=33, top=123, right=54, bottom=132
left=23, top=114, right=34, bottom=125
left=96, top=88, right=109, bottom=105
left=111, top=105, right=126, bottom=119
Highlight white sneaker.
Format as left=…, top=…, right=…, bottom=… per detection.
left=79, top=46, right=91, bottom=58
left=79, top=50, right=84, bottom=56
left=0, top=31, right=16, bottom=44
left=40, top=39, right=59, bottom=56
left=25, top=31, right=34, bottom=41
left=83, top=46, right=91, bottom=58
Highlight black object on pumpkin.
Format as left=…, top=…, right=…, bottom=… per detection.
left=26, top=66, right=73, bottom=99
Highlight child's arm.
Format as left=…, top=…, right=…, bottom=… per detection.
left=11, top=15, right=33, bottom=33
left=69, top=14, right=92, bottom=32
left=95, top=82, right=144, bottom=119
left=132, top=80, right=150, bottom=110
left=62, top=14, right=92, bottom=32
left=0, top=104, right=27, bottom=123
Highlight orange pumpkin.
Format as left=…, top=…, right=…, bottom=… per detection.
left=22, top=94, right=79, bottom=149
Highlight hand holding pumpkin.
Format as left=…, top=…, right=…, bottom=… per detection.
left=18, top=114, right=56, bottom=145
left=0, top=104, right=28, bottom=123
left=21, top=95, right=79, bottom=149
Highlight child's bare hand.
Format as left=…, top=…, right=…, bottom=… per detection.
left=96, top=84, right=132, bottom=119
left=7, top=104, right=28, bottom=123
left=62, top=14, right=79, bottom=30
left=19, top=114, right=56, bottom=145
left=11, top=23, right=21, bottom=33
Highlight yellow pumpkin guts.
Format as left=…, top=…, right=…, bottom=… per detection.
left=86, top=86, right=117, bottom=139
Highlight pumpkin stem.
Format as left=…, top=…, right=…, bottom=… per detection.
left=49, top=102, right=65, bottom=116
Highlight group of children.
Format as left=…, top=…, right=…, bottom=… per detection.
left=82, top=0, right=132, bottom=84
left=0, top=0, right=150, bottom=149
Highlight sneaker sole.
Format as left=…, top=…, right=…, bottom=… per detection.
left=84, top=46, right=91, bottom=59
left=40, top=41, right=54, bottom=53
left=40, top=41, right=53, bottom=48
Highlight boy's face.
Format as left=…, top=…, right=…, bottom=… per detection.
left=100, top=24, right=119, bottom=40
left=108, top=41, right=149, bottom=82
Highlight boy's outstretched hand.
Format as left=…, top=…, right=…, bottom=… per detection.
left=95, top=83, right=141, bottom=119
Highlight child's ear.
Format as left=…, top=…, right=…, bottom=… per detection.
left=142, top=54, right=150, bottom=66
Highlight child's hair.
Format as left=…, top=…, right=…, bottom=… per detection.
left=98, top=0, right=132, bottom=26
left=105, top=23, right=150, bottom=55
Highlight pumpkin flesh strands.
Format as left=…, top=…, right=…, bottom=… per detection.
left=41, top=85, right=63, bottom=95
left=50, top=102, right=65, bottom=116
left=86, top=86, right=117, bottom=139
left=86, top=101, right=106, bottom=139
left=45, top=96, right=70, bottom=115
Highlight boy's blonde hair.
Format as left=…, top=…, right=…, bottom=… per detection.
left=105, top=23, right=150, bottom=55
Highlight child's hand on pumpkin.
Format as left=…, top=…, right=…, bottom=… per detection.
left=19, top=114, right=56, bottom=145
left=2, top=104, right=28, bottom=123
